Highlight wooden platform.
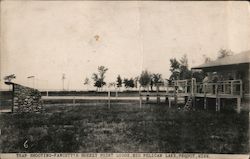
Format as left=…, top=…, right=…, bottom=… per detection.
left=139, top=79, right=244, bottom=113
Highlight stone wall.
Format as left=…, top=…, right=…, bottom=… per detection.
left=13, top=84, right=43, bottom=113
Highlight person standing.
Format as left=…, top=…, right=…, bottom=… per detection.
left=202, top=74, right=209, bottom=93
left=212, top=74, right=219, bottom=94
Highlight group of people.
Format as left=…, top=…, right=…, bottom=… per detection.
left=202, top=72, right=234, bottom=94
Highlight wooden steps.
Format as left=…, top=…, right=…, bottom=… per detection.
left=183, top=96, right=192, bottom=111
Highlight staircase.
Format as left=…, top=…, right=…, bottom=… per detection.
left=184, top=96, right=193, bottom=111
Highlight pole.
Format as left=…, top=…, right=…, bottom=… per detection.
left=165, top=81, right=169, bottom=104
left=156, top=84, right=160, bottom=104
left=146, top=86, right=149, bottom=102
left=230, top=81, right=233, bottom=95
left=108, top=91, right=110, bottom=109
left=139, top=86, right=142, bottom=109
left=115, top=88, right=118, bottom=100
left=73, top=96, right=75, bottom=105
left=237, top=97, right=241, bottom=114
left=12, top=84, right=14, bottom=113
left=204, top=84, right=207, bottom=110
left=140, top=95, right=142, bottom=109
left=63, top=79, right=64, bottom=91
left=174, top=84, right=177, bottom=107
left=62, top=73, right=66, bottom=91
left=215, top=84, right=219, bottom=112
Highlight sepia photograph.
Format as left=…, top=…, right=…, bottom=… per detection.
left=0, top=0, right=249, bottom=158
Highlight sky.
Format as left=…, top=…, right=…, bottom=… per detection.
left=0, top=1, right=249, bottom=90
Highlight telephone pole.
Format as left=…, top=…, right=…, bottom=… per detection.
left=62, top=73, right=66, bottom=91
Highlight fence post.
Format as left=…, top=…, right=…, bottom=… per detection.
left=156, top=84, right=160, bottom=104
left=204, top=84, right=207, bottom=110
left=185, top=80, right=188, bottom=94
left=140, top=95, right=142, bottom=109
left=174, top=85, right=177, bottom=107
left=115, top=89, right=118, bottom=99
left=146, top=86, right=149, bottom=102
left=139, top=87, right=142, bottom=109
left=166, top=84, right=169, bottom=94
left=223, top=82, right=226, bottom=94
left=165, top=96, right=168, bottom=103
left=73, top=96, right=75, bottom=105
left=215, top=84, right=220, bottom=112
left=191, top=79, right=194, bottom=96
left=218, top=98, right=220, bottom=112
left=108, top=91, right=110, bottom=109
left=12, top=84, right=15, bottom=113
left=240, top=80, right=243, bottom=97
left=231, top=81, right=233, bottom=96
left=190, top=78, right=196, bottom=109
left=237, top=97, right=241, bottom=113
left=192, top=78, right=197, bottom=96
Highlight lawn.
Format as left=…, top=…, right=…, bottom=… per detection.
left=0, top=103, right=248, bottom=153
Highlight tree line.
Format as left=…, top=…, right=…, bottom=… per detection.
left=3, top=49, right=233, bottom=91
left=84, top=67, right=165, bottom=91
left=84, top=49, right=234, bottom=91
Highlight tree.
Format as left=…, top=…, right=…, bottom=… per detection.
left=217, top=49, right=233, bottom=59
left=169, top=58, right=181, bottom=81
left=116, top=75, right=122, bottom=89
left=83, top=77, right=90, bottom=90
left=152, top=73, right=162, bottom=85
left=128, top=78, right=135, bottom=89
left=123, top=78, right=129, bottom=89
left=4, top=74, right=16, bottom=82
left=152, top=73, right=163, bottom=90
left=139, top=70, right=151, bottom=89
left=169, top=55, right=192, bottom=81
left=192, top=71, right=205, bottom=82
left=134, top=76, right=139, bottom=88
left=202, top=54, right=212, bottom=63
left=180, top=54, right=188, bottom=68
left=179, top=54, right=192, bottom=80
left=92, top=66, right=108, bottom=91
left=150, top=78, right=154, bottom=91
left=123, top=78, right=135, bottom=89
left=108, top=82, right=116, bottom=90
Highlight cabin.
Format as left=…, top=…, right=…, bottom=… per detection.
left=191, top=50, right=250, bottom=112
left=140, top=50, right=249, bottom=113
left=192, top=50, right=249, bottom=99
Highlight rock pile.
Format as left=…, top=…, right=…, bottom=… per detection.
left=13, top=84, right=43, bottom=113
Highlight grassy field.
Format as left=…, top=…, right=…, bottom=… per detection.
left=0, top=103, right=248, bottom=153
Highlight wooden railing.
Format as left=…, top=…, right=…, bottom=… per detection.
left=167, top=79, right=243, bottom=97
left=195, top=80, right=242, bottom=97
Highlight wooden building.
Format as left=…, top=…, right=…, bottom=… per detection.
left=191, top=50, right=250, bottom=113
left=192, top=50, right=249, bottom=98
left=140, top=50, right=250, bottom=113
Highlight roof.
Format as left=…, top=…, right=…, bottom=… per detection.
left=192, top=50, right=250, bottom=69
